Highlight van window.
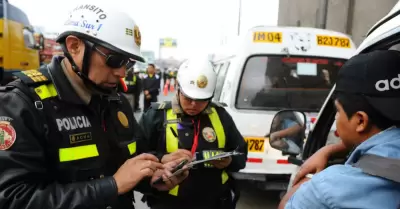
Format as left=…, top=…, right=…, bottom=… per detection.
left=236, top=55, right=346, bottom=112
left=23, top=29, right=35, bottom=49
left=214, top=62, right=230, bottom=101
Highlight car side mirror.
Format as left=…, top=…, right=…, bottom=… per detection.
left=268, top=110, right=306, bottom=156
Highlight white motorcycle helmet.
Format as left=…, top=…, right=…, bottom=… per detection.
left=177, top=58, right=217, bottom=100
left=56, top=2, right=145, bottom=93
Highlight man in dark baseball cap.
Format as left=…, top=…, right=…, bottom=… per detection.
left=281, top=50, right=400, bottom=209
left=335, top=50, right=400, bottom=122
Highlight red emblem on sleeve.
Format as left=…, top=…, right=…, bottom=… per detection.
left=0, top=121, right=16, bottom=150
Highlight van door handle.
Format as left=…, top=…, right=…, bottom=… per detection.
left=20, top=62, right=29, bottom=66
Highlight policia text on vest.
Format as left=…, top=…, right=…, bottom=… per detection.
left=0, top=57, right=181, bottom=209
left=139, top=101, right=248, bottom=209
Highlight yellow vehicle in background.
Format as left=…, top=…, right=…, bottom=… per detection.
left=0, top=0, right=41, bottom=84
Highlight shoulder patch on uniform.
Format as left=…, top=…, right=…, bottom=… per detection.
left=0, top=117, right=17, bottom=150
left=13, top=67, right=51, bottom=87
left=151, top=101, right=172, bottom=110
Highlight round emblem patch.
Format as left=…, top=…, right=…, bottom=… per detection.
left=0, top=121, right=16, bottom=150
left=202, top=127, right=216, bottom=143
left=197, top=75, right=208, bottom=89
left=134, top=25, right=141, bottom=47
left=117, top=111, right=129, bottom=128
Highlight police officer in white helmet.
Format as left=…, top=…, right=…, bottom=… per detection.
left=0, top=3, right=187, bottom=209
left=139, top=57, right=248, bottom=209
left=134, top=67, right=141, bottom=74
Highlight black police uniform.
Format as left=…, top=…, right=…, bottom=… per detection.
left=139, top=98, right=248, bottom=209
left=142, top=73, right=160, bottom=112
left=162, top=69, right=169, bottom=87
left=0, top=56, right=151, bottom=209
left=133, top=73, right=142, bottom=112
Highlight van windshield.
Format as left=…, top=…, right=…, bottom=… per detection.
left=236, top=55, right=346, bottom=112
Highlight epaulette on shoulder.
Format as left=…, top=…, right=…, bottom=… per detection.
left=13, top=67, right=51, bottom=87
left=150, top=101, right=172, bottom=110
left=211, top=101, right=227, bottom=108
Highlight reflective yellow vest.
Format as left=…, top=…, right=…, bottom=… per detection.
left=33, top=83, right=137, bottom=162
left=165, top=107, right=229, bottom=196
left=124, top=75, right=136, bottom=86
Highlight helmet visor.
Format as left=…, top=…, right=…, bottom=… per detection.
left=179, top=85, right=213, bottom=101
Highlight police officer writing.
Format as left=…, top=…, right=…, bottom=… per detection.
left=0, top=4, right=187, bottom=209
left=139, top=58, right=248, bottom=209
left=142, top=64, right=161, bottom=112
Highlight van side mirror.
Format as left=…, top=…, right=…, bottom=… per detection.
left=34, top=43, right=42, bottom=50
left=268, top=110, right=306, bottom=156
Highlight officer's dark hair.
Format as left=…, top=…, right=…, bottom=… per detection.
left=148, top=64, right=155, bottom=68
left=333, top=92, right=396, bottom=130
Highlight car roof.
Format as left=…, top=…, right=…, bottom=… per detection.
left=357, top=0, right=400, bottom=53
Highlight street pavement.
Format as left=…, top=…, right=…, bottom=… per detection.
left=132, top=86, right=280, bottom=209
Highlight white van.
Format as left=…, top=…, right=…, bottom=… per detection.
left=212, top=26, right=357, bottom=192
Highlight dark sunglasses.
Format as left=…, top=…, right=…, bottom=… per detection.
left=93, top=46, right=135, bottom=69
